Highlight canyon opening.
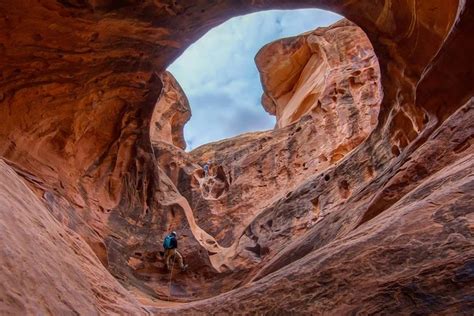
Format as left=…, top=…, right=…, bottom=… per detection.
left=166, top=9, right=343, bottom=150
left=0, top=1, right=473, bottom=315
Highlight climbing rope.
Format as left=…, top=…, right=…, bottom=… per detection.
left=168, top=253, right=176, bottom=298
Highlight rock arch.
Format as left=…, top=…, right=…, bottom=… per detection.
left=0, top=0, right=473, bottom=314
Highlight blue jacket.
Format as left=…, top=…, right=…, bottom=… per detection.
left=164, top=234, right=178, bottom=249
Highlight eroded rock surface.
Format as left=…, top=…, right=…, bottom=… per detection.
left=257, top=20, right=381, bottom=129
left=0, top=159, right=143, bottom=315
left=0, top=0, right=473, bottom=314
left=150, top=71, right=190, bottom=150
left=152, top=21, right=382, bottom=282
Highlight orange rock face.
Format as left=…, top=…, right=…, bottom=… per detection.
left=0, top=0, right=473, bottom=314
left=0, top=160, right=142, bottom=315
left=257, top=20, right=381, bottom=129
left=150, top=71, right=191, bottom=150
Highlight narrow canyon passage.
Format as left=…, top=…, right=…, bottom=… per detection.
left=0, top=1, right=473, bottom=315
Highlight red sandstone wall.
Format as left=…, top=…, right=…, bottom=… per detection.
left=0, top=0, right=472, bottom=314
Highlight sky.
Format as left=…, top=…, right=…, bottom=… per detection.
left=168, top=9, right=342, bottom=150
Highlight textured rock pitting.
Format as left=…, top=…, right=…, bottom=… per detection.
left=0, top=0, right=473, bottom=314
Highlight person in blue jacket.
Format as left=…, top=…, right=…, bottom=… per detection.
left=163, top=231, right=187, bottom=272
left=203, top=161, right=211, bottom=177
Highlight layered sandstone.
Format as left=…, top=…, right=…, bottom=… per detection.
left=257, top=19, right=381, bottom=129
left=160, top=97, right=474, bottom=314
left=0, top=159, right=143, bottom=315
left=0, top=0, right=473, bottom=314
left=150, top=71, right=190, bottom=150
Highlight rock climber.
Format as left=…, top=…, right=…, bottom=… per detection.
left=163, top=231, right=187, bottom=272
left=203, top=160, right=211, bottom=177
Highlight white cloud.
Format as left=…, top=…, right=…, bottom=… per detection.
left=168, top=9, right=342, bottom=150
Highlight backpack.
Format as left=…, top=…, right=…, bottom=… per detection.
left=163, top=235, right=175, bottom=249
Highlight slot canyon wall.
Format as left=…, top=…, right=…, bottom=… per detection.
left=0, top=0, right=473, bottom=315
